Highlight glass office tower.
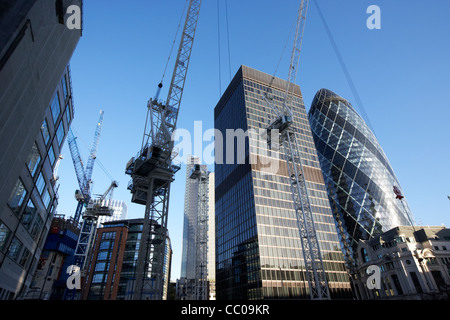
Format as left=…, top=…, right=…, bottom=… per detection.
left=214, top=66, right=352, bottom=300
left=308, top=89, right=415, bottom=272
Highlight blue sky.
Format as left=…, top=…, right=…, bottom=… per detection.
left=56, top=0, right=450, bottom=281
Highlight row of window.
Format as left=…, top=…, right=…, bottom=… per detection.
left=1, top=72, right=71, bottom=272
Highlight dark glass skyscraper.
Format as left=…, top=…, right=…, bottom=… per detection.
left=308, top=89, right=415, bottom=271
left=214, top=66, right=352, bottom=300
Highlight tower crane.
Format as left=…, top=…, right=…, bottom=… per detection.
left=67, top=110, right=105, bottom=223
left=73, top=180, right=119, bottom=272
left=66, top=110, right=118, bottom=299
left=125, top=0, right=202, bottom=300
left=264, top=0, right=331, bottom=300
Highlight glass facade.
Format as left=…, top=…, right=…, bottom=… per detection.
left=214, top=66, right=352, bottom=300
left=307, top=88, right=415, bottom=271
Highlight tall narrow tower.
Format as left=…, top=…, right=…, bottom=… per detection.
left=180, top=155, right=214, bottom=300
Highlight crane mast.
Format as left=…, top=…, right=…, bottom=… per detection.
left=125, top=0, right=202, bottom=300
left=265, top=0, right=331, bottom=300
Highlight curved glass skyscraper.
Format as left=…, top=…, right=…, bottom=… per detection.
left=308, top=89, right=414, bottom=267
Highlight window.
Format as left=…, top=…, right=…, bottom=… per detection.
left=92, top=273, right=105, bottom=284
left=95, top=262, right=109, bottom=272
left=42, top=188, right=51, bottom=209
left=41, top=119, right=50, bottom=145
left=361, top=248, right=369, bottom=263
left=26, top=143, right=41, bottom=177
left=101, top=232, right=116, bottom=240
left=19, top=247, right=31, bottom=267
left=51, top=92, right=61, bottom=124
left=21, top=199, right=37, bottom=231
left=30, top=214, right=44, bottom=241
left=0, top=221, right=11, bottom=252
left=48, top=145, right=56, bottom=167
left=7, top=237, right=23, bottom=261
left=56, top=122, right=65, bottom=146
left=100, top=241, right=113, bottom=250
left=66, top=105, right=71, bottom=124
left=97, top=251, right=110, bottom=261
left=8, top=179, right=27, bottom=215
left=36, top=173, right=46, bottom=195
left=62, top=75, right=68, bottom=99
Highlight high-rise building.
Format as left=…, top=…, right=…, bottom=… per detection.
left=214, top=66, right=352, bottom=300
left=307, top=89, right=415, bottom=273
left=207, top=172, right=216, bottom=300
left=180, top=155, right=215, bottom=299
left=181, top=156, right=201, bottom=281
left=0, top=0, right=82, bottom=299
left=82, top=218, right=172, bottom=300
left=97, top=200, right=128, bottom=227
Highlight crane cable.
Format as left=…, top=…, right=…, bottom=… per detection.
left=160, top=0, right=189, bottom=85
left=313, top=0, right=376, bottom=136
left=217, top=0, right=222, bottom=95
left=217, top=0, right=233, bottom=97
left=224, top=0, right=232, bottom=82
left=71, top=126, right=115, bottom=183
left=268, top=19, right=296, bottom=95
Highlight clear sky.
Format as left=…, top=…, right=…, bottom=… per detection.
left=56, top=0, right=450, bottom=281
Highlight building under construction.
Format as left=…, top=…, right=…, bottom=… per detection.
left=179, top=156, right=215, bottom=300
left=23, top=215, right=80, bottom=300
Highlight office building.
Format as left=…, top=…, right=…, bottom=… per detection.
left=0, top=0, right=82, bottom=299
left=308, top=89, right=415, bottom=274
left=180, top=155, right=215, bottom=299
left=214, top=66, right=352, bottom=299
left=355, top=225, right=450, bottom=300
left=82, top=218, right=172, bottom=300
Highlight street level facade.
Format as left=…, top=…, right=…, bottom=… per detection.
left=355, top=225, right=450, bottom=299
